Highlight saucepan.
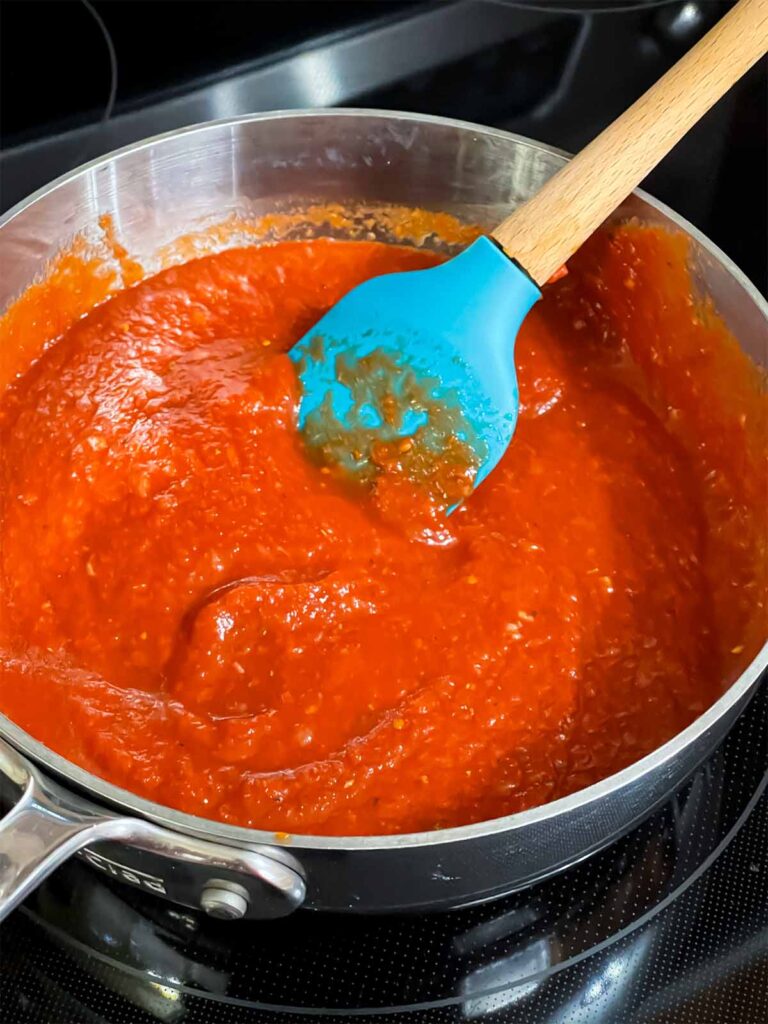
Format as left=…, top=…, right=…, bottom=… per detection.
left=0, top=111, right=766, bottom=922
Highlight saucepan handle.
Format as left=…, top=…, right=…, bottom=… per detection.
left=0, top=735, right=306, bottom=922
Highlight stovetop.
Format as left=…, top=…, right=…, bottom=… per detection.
left=1, top=0, right=766, bottom=296
left=1, top=2, right=766, bottom=1021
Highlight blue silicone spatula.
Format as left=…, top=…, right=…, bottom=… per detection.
left=290, top=0, right=766, bottom=499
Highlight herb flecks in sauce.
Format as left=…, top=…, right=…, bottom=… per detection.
left=0, top=230, right=764, bottom=836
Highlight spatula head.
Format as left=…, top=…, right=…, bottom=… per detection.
left=289, top=236, right=540, bottom=501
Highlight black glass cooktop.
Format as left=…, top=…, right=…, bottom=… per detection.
left=1, top=1, right=766, bottom=294
left=1, top=680, right=766, bottom=1022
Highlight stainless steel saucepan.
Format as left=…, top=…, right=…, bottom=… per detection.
left=0, top=111, right=765, bottom=923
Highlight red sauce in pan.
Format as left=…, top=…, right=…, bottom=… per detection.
left=0, top=226, right=765, bottom=835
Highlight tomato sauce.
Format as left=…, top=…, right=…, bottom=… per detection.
left=0, top=225, right=765, bottom=836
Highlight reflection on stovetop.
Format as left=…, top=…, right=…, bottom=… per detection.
left=2, top=682, right=765, bottom=1022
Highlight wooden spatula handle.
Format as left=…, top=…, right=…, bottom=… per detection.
left=492, top=0, right=768, bottom=285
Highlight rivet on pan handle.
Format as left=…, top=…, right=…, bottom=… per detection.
left=0, top=735, right=306, bottom=922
